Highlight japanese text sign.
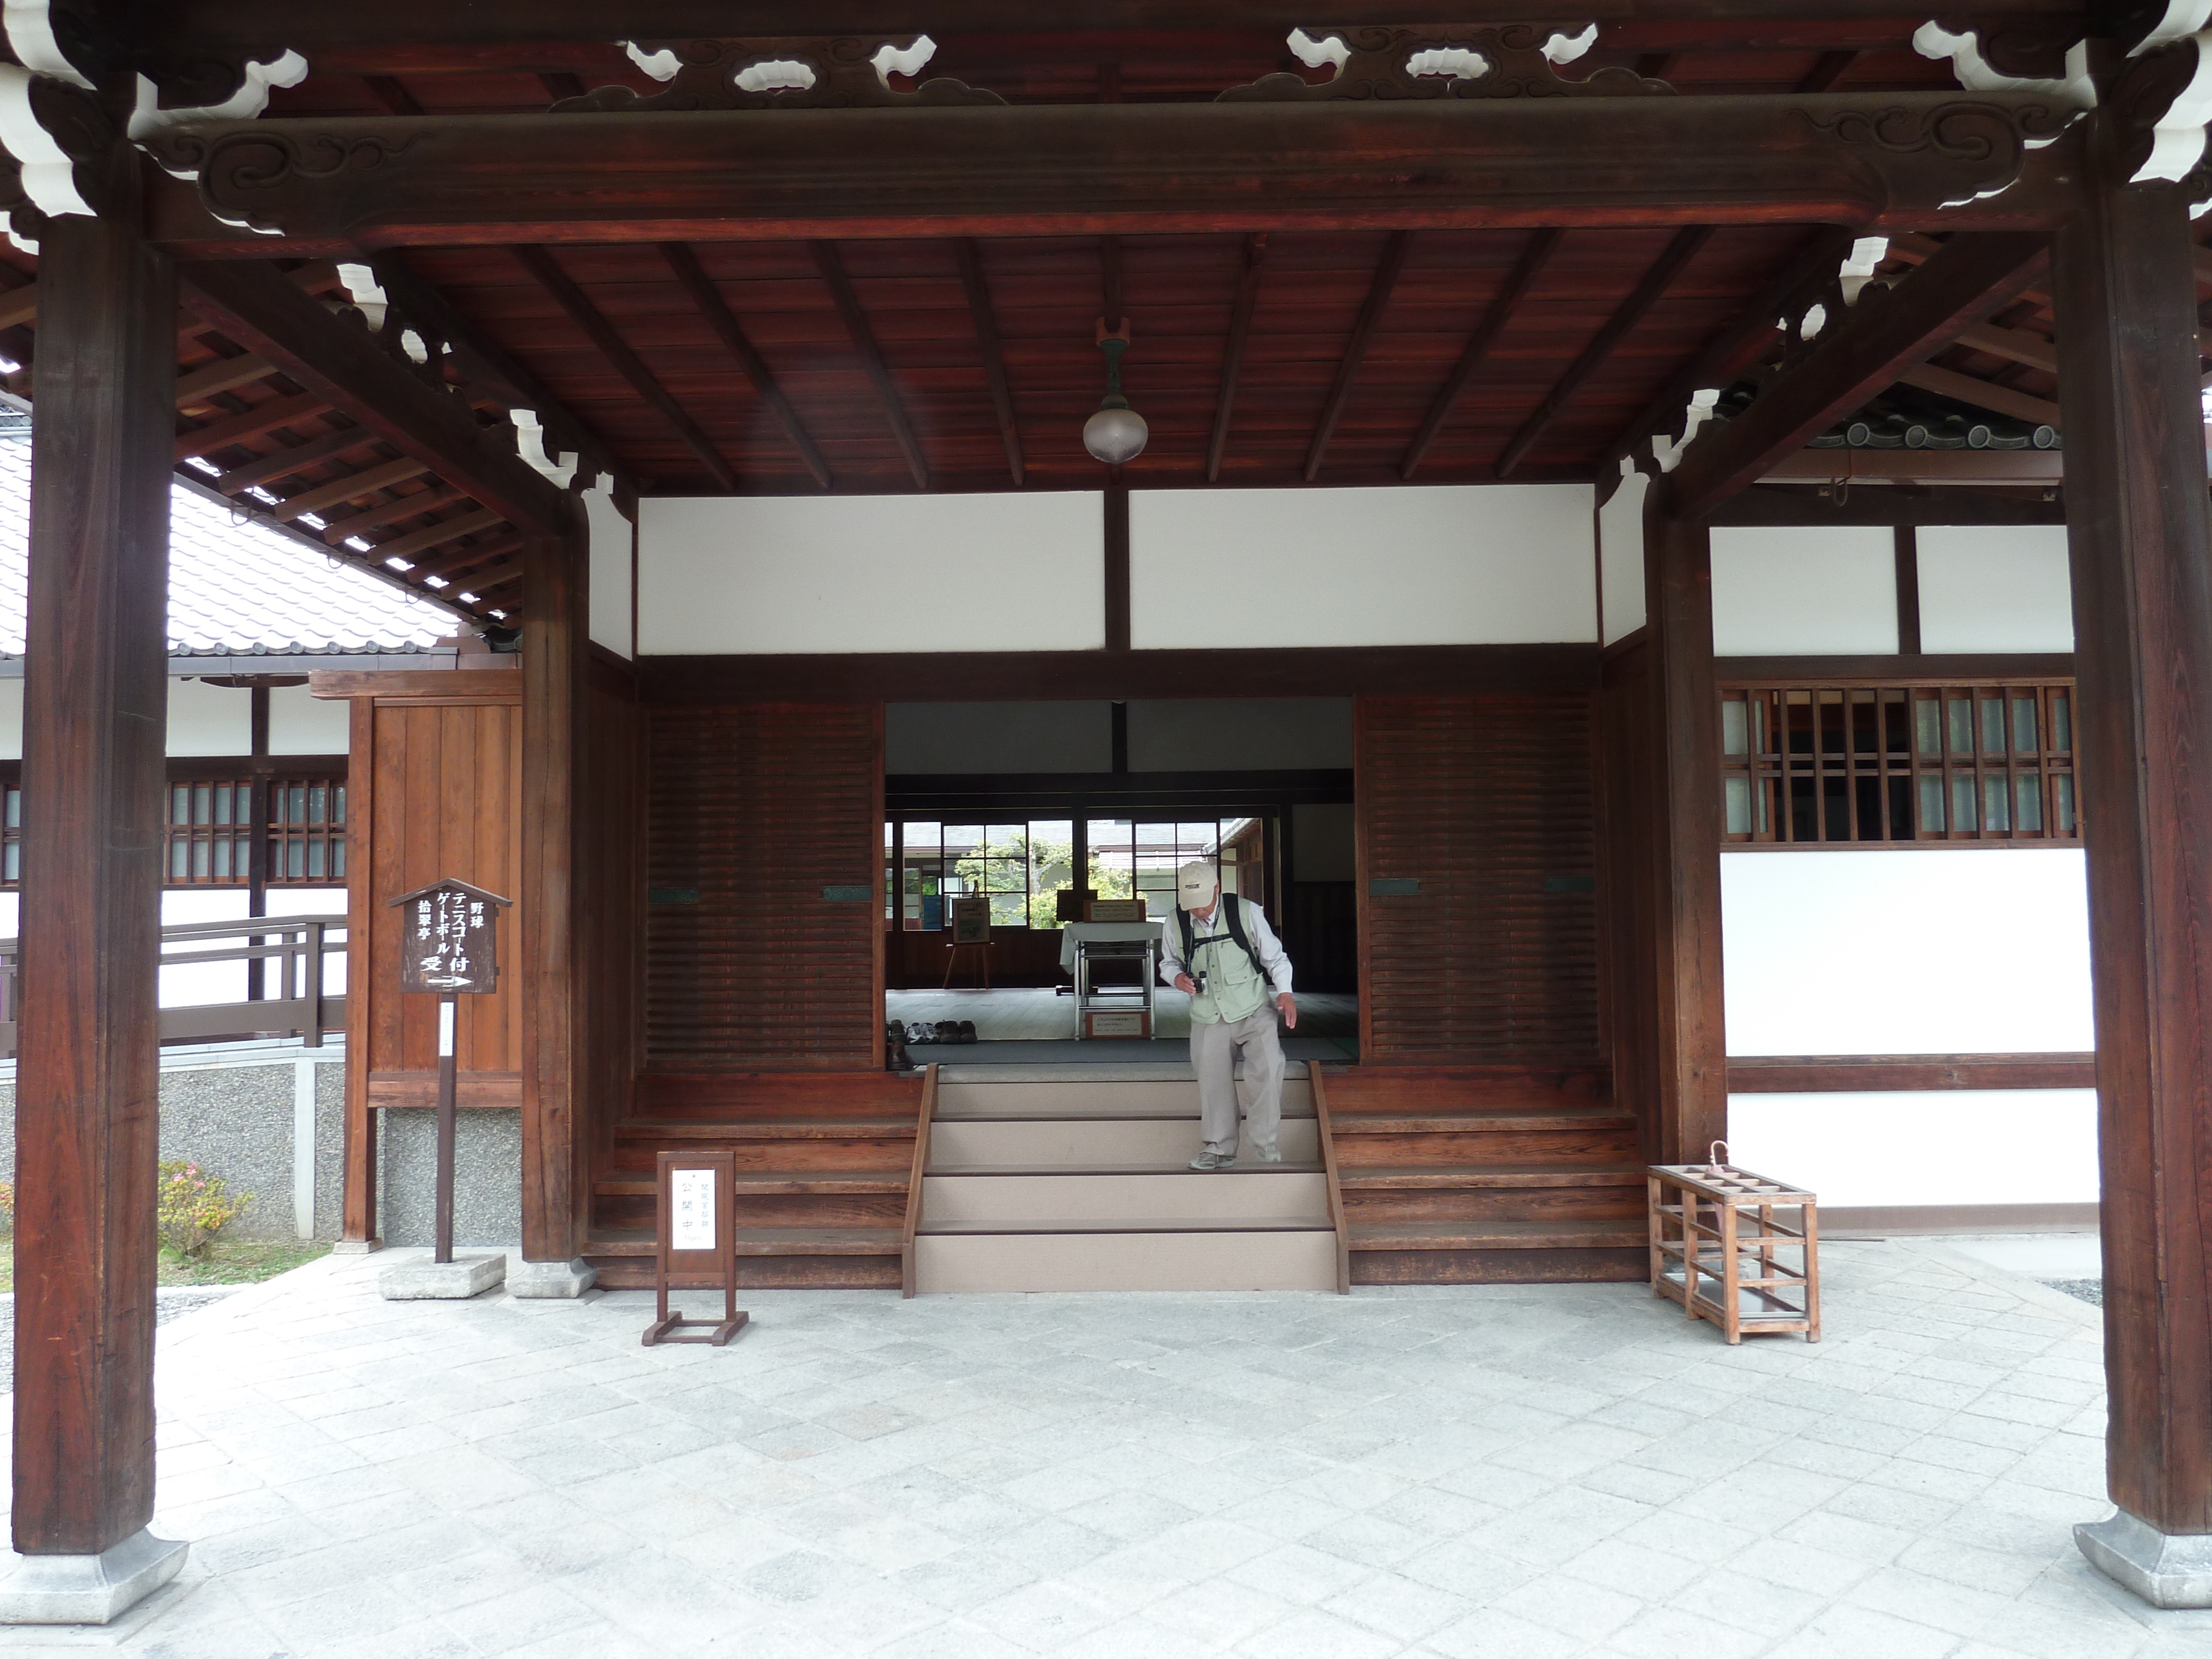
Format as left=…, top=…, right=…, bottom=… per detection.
left=388, top=879, right=511, bottom=995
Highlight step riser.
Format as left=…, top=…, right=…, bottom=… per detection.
left=1342, top=1190, right=1646, bottom=1225
left=936, top=1079, right=1312, bottom=1118
left=1333, top=1130, right=1640, bottom=1165
left=930, top=1118, right=1319, bottom=1167
left=593, top=1193, right=906, bottom=1233
left=924, top=1170, right=1328, bottom=1224
left=915, top=1230, right=1337, bottom=1292
left=1350, top=1246, right=1647, bottom=1285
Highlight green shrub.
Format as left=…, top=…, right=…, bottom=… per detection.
left=156, top=1162, right=249, bottom=1258
left=0, top=1180, right=12, bottom=1234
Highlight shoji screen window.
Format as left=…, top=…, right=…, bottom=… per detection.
left=1720, top=680, right=2077, bottom=845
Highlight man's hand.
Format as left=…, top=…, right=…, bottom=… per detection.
left=1277, top=992, right=1298, bottom=1030
left=1174, top=973, right=1198, bottom=994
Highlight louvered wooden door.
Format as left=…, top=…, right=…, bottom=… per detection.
left=645, top=703, right=884, bottom=1071
left=1355, top=695, right=1600, bottom=1065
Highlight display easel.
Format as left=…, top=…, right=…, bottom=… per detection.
left=643, top=1149, right=748, bottom=1347
left=940, top=943, right=992, bottom=988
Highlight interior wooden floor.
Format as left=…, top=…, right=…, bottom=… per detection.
left=886, top=986, right=1361, bottom=1041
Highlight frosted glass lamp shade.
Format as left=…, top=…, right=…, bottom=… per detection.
left=1083, top=405, right=1149, bottom=465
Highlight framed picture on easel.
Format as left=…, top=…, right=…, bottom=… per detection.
left=949, top=895, right=990, bottom=945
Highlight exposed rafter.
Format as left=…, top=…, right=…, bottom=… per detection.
left=175, top=392, right=332, bottom=461
left=1305, top=231, right=1413, bottom=482
left=813, top=240, right=931, bottom=490
left=273, top=455, right=429, bottom=521
left=514, top=244, right=739, bottom=492
left=1401, top=229, right=1562, bottom=479
left=1666, top=231, right=2051, bottom=517
left=209, top=424, right=373, bottom=494
left=659, top=242, right=832, bottom=489
left=1207, top=233, right=1269, bottom=484
left=175, top=260, right=564, bottom=533
left=1497, top=225, right=1712, bottom=477
left=954, top=239, right=1023, bottom=487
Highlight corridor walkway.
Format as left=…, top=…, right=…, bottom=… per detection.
left=0, top=1239, right=2194, bottom=1658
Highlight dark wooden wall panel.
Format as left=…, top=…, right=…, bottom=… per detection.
left=1597, top=637, right=1661, bottom=1159
left=583, top=648, right=644, bottom=1185
left=646, top=702, right=884, bottom=1071
left=1355, top=695, right=1599, bottom=1065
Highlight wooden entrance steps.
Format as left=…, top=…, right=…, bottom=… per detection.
left=1316, top=1065, right=1647, bottom=1285
left=912, top=1065, right=1338, bottom=1292
left=583, top=1072, right=923, bottom=1289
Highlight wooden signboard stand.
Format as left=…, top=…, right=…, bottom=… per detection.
left=643, top=1148, right=748, bottom=1347
left=387, top=878, right=510, bottom=1270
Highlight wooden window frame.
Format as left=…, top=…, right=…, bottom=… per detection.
left=1718, top=676, right=2078, bottom=848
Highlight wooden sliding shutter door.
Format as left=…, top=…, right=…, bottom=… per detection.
left=645, top=702, right=885, bottom=1071
left=1354, top=695, right=1600, bottom=1065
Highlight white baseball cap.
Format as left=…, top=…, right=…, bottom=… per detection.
left=1175, top=860, right=1219, bottom=910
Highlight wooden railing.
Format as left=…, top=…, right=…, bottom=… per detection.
left=0, top=914, right=347, bottom=1057
left=1310, top=1062, right=1352, bottom=1296
left=900, top=1063, right=939, bottom=1298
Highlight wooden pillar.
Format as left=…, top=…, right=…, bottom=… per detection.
left=1600, top=494, right=1726, bottom=1164
left=519, top=513, right=590, bottom=1270
left=9, top=199, right=181, bottom=1591
left=2056, top=103, right=2212, bottom=1604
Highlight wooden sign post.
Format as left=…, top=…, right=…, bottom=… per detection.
left=644, top=1149, right=748, bottom=1346
left=387, top=878, right=510, bottom=1266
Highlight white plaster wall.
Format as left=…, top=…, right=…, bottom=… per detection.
left=585, top=479, right=634, bottom=659
left=1128, top=699, right=1354, bottom=772
left=1918, top=525, right=2074, bottom=654
left=1711, top=525, right=1896, bottom=656
left=1130, top=484, right=1595, bottom=649
left=159, top=889, right=252, bottom=1007
left=0, top=677, right=18, bottom=760
left=1728, top=1089, right=2098, bottom=1209
left=1597, top=462, right=1647, bottom=645
left=269, top=683, right=349, bottom=755
left=166, top=678, right=251, bottom=757
left=1722, top=848, right=2092, bottom=1056
left=638, top=493, right=1104, bottom=654
left=888, top=702, right=1113, bottom=774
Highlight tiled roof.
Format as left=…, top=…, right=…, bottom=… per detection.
left=0, top=431, right=456, bottom=658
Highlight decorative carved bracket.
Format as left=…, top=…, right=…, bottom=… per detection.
left=553, top=36, right=1004, bottom=112
left=2110, top=32, right=2212, bottom=182
left=1218, top=24, right=1673, bottom=102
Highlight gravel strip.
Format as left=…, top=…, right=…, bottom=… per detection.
left=0, top=1287, right=241, bottom=1394
left=2044, top=1277, right=2104, bottom=1306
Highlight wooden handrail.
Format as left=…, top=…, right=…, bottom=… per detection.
left=1310, top=1061, right=1352, bottom=1296
left=900, top=1063, right=939, bottom=1298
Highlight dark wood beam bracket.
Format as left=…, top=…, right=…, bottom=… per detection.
left=956, top=239, right=1023, bottom=488
left=1207, top=232, right=1269, bottom=484
left=1305, top=230, right=1413, bottom=482
left=513, top=244, right=739, bottom=493
left=659, top=241, right=832, bottom=490
left=1402, top=228, right=1562, bottom=479
left=813, top=241, right=930, bottom=490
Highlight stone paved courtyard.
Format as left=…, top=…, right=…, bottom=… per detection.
left=1, top=1239, right=2205, bottom=1658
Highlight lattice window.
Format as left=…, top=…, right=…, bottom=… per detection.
left=267, top=777, right=347, bottom=883
left=1719, top=681, right=2078, bottom=846
left=167, top=776, right=254, bottom=883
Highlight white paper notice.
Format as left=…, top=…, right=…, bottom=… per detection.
left=671, top=1168, right=716, bottom=1251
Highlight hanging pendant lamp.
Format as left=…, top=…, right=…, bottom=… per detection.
left=1083, top=319, right=1148, bottom=465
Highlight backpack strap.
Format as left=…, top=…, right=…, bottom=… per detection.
left=1219, top=895, right=1267, bottom=983
left=1176, top=904, right=1193, bottom=968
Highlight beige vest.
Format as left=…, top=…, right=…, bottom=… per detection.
left=1186, top=898, right=1270, bottom=1026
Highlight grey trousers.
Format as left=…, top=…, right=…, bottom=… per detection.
left=1191, top=1005, right=1285, bottom=1157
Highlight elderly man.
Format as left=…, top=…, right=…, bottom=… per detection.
left=1159, top=859, right=1297, bottom=1171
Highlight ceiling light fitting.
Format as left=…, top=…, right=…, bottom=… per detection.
left=1083, top=319, right=1147, bottom=466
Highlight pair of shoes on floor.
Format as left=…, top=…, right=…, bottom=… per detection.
left=1188, top=1150, right=1236, bottom=1171
left=883, top=1021, right=916, bottom=1072
left=902, top=1020, right=978, bottom=1046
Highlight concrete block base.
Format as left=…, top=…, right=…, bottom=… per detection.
left=2077, top=1509, right=2212, bottom=1607
left=378, top=1253, right=505, bottom=1300
left=509, top=1257, right=597, bottom=1298
left=0, top=1530, right=187, bottom=1625
left=329, top=1238, right=384, bottom=1255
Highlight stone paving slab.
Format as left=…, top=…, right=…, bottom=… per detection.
left=0, top=1240, right=2205, bottom=1656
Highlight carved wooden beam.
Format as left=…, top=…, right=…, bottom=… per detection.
left=135, top=3, right=2091, bottom=59
left=1496, top=223, right=1711, bottom=476
left=1665, top=230, right=2051, bottom=518
left=1305, top=230, right=1413, bottom=482
left=147, top=93, right=2080, bottom=252
left=174, top=260, right=566, bottom=531
left=659, top=241, right=832, bottom=488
